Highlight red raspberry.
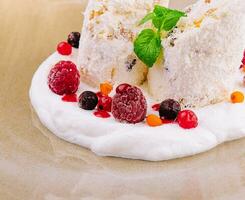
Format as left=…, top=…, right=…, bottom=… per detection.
left=57, top=42, right=72, bottom=56
left=112, top=84, right=147, bottom=124
left=48, top=61, right=80, bottom=95
left=177, top=110, right=198, bottom=129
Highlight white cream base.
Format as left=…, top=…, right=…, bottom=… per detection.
left=29, top=51, right=245, bottom=161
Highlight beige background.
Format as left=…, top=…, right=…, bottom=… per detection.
left=0, top=0, right=244, bottom=199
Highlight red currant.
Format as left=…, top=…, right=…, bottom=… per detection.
left=152, top=103, right=160, bottom=111
left=242, top=56, right=245, bottom=65
left=57, top=42, right=72, bottom=56
left=97, top=95, right=112, bottom=112
left=177, top=110, right=198, bottom=129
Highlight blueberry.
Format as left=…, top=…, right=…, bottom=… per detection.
left=67, top=32, right=80, bottom=48
left=79, top=91, right=98, bottom=110
left=159, top=99, right=181, bottom=120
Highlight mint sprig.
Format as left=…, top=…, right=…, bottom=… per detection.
left=134, top=5, right=186, bottom=68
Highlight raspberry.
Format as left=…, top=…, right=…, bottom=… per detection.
left=159, top=99, right=181, bottom=120
left=79, top=91, right=98, bottom=110
left=57, top=42, right=72, bottom=55
left=116, top=83, right=131, bottom=94
left=97, top=95, right=112, bottom=112
left=67, top=32, right=80, bottom=48
left=112, top=84, right=147, bottom=124
left=48, top=61, right=80, bottom=95
left=177, top=110, right=198, bottom=129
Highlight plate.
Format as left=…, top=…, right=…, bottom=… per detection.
left=1, top=0, right=245, bottom=199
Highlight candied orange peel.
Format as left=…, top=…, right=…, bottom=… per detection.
left=146, top=114, right=163, bottom=127
left=100, top=82, right=113, bottom=96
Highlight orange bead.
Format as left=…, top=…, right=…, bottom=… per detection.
left=242, top=65, right=245, bottom=72
left=231, top=91, right=244, bottom=103
left=100, top=82, right=113, bottom=96
left=146, top=114, right=163, bottom=127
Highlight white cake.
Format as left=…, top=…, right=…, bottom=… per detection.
left=78, top=0, right=169, bottom=87
left=148, top=0, right=245, bottom=107
left=78, top=0, right=245, bottom=108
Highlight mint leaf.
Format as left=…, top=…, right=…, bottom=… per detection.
left=153, top=5, right=169, bottom=17
left=161, top=10, right=186, bottom=31
left=138, top=12, right=155, bottom=26
left=134, top=29, right=162, bottom=68
left=134, top=5, right=186, bottom=68
left=152, top=6, right=186, bottom=31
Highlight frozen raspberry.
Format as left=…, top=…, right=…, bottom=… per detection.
left=48, top=61, right=80, bottom=95
left=159, top=99, right=181, bottom=120
left=112, top=84, right=147, bottom=124
left=67, top=32, right=80, bottom=48
left=79, top=91, right=98, bottom=110
left=57, top=42, right=72, bottom=55
left=97, top=95, right=112, bottom=112
left=177, top=110, right=198, bottom=129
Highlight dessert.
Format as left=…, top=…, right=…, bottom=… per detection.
left=148, top=0, right=245, bottom=107
left=78, top=0, right=169, bottom=87
left=30, top=0, right=245, bottom=161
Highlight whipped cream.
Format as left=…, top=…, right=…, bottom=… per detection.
left=29, top=51, right=245, bottom=161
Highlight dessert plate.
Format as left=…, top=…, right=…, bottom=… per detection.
left=30, top=50, right=245, bottom=161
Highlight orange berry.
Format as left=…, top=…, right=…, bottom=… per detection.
left=242, top=65, right=245, bottom=72
left=100, top=82, right=113, bottom=96
left=146, top=114, right=163, bottom=127
left=231, top=91, right=244, bottom=103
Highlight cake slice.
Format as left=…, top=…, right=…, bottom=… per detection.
left=78, top=0, right=169, bottom=87
left=148, top=0, right=245, bottom=107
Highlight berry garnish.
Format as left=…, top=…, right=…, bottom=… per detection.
left=94, top=110, right=111, bottom=118
left=48, top=61, right=80, bottom=95
left=177, top=110, right=198, bottom=129
left=146, top=114, right=162, bottom=127
left=97, top=95, right=112, bottom=112
left=96, top=92, right=103, bottom=98
left=62, top=94, right=77, bottom=102
left=152, top=103, right=160, bottom=111
left=240, top=64, right=245, bottom=72
left=100, top=82, right=113, bottom=96
left=116, top=83, right=131, bottom=94
left=67, top=32, right=80, bottom=48
left=231, top=91, right=244, bottom=103
left=57, top=42, right=72, bottom=56
left=162, top=119, right=174, bottom=124
left=159, top=99, right=181, bottom=120
left=79, top=91, right=98, bottom=110
left=112, top=84, right=147, bottom=124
